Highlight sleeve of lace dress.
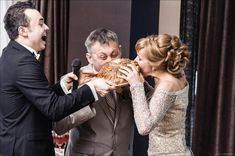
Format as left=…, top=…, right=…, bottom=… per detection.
left=130, top=83, right=176, bottom=135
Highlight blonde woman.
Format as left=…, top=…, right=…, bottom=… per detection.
left=119, top=34, right=193, bottom=155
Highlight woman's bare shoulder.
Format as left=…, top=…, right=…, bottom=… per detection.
left=157, top=77, right=187, bottom=92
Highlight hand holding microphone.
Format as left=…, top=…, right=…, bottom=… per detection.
left=71, top=58, right=82, bottom=91
left=71, top=59, right=98, bottom=88
left=63, top=58, right=115, bottom=96
left=60, top=58, right=81, bottom=91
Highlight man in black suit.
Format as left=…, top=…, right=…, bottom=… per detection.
left=0, top=1, right=114, bottom=156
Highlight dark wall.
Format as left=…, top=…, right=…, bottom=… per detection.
left=67, top=0, right=131, bottom=71
left=129, top=2, right=159, bottom=156
left=129, top=0, right=159, bottom=59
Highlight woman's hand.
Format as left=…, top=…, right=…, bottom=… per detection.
left=119, top=64, right=144, bottom=85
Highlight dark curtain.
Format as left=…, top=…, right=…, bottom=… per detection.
left=192, top=0, right=235, bottom=155
left=180, top=0, right=200, bottom=147
left=32, top=0, right=69, bottom=84
left=129, top=1, right=159, bottom=156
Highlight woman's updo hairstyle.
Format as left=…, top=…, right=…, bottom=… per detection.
left=135, top=34, right=190, bottom=78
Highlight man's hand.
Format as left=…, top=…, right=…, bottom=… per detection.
left=79, top=70, right=97, bottom=85
left=61, top=72, right=78, bottom=91
left=89, top=78, right=116, bottom=97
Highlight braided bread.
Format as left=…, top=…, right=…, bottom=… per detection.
left=97, top=58, right=140, bottom=86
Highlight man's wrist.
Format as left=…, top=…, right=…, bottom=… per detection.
left=86, top=82, right=98, bottom=101
left=60, top=79, right=70, bottom=94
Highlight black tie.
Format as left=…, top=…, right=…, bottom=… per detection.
left=32, top=52, right=36, bottom=58
left=32, top=52, right=40, bottom=60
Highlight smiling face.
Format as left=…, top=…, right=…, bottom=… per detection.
left=19, top=9, right=49, bottom=52
left=86, top=41, right=122, bottom=71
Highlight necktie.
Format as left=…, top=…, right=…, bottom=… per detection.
left=105, top=92, right=116, bottom=121
left=32, top=52, right=40, bottom=60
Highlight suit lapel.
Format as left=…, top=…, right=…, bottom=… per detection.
left=98, top=95, right=114, bottom=125
left=81, top=64, right=115, bottom=124
left=82, top=64, right=120, bottom=126
left=98, top=92, right=122, bottom=128
left=113, top=92, right=121, bottom=129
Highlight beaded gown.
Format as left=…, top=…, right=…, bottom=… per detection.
left=130, top=83, right=192, bottom=156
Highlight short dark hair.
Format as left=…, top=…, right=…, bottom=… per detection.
left=4, top=0, right=35, bottom=40
left=85, top=28, right=119, bottom=52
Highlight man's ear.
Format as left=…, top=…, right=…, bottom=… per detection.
left=86, top=52, right=93, bottom=64
left=18, top=26, right=28, bottom=37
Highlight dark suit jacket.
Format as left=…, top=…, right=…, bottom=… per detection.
left=62, top=64, right=134, bottom=156
left=0, top=40, right=95, bottom=156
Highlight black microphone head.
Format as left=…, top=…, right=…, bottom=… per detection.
left=71, top=58, right=81, bottom=68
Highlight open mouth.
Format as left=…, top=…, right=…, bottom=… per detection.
left=41, top=36, right=46, bottom=41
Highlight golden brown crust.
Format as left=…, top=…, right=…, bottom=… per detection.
left=97, top=58, right=140, bottom=86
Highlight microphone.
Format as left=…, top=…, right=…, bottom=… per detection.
left=71, top=58, right=81, bottom=91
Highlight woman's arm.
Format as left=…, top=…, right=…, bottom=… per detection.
left=130, top=83, right=176, bottom=135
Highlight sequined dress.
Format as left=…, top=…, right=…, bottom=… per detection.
left=130, top=83, right=192, bottom=156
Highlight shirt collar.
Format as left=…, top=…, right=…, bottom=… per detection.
left=91, top=64, right=98, bottom=73
left=17, top=42, right=40, bottom=60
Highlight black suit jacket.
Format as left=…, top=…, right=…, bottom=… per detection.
left=0, top=40, right=95, bottom=156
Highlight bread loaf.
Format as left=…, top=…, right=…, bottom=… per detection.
left=97, top=58, right=140, bottom=86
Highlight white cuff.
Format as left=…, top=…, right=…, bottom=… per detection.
left=86, top=82, right=98, bottom=101
left=60, top=79, right=70, bottom=94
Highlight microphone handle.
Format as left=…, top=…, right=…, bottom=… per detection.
left=72, top=67, right=79, bottom=91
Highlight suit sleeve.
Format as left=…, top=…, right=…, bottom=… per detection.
left=52, top=105, right=96, bottom=135
left=51, top=82, right=66, bottom=96
left=16, top=56, right=95, bottom=121
left=52, top=82, right=97, bottom=135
